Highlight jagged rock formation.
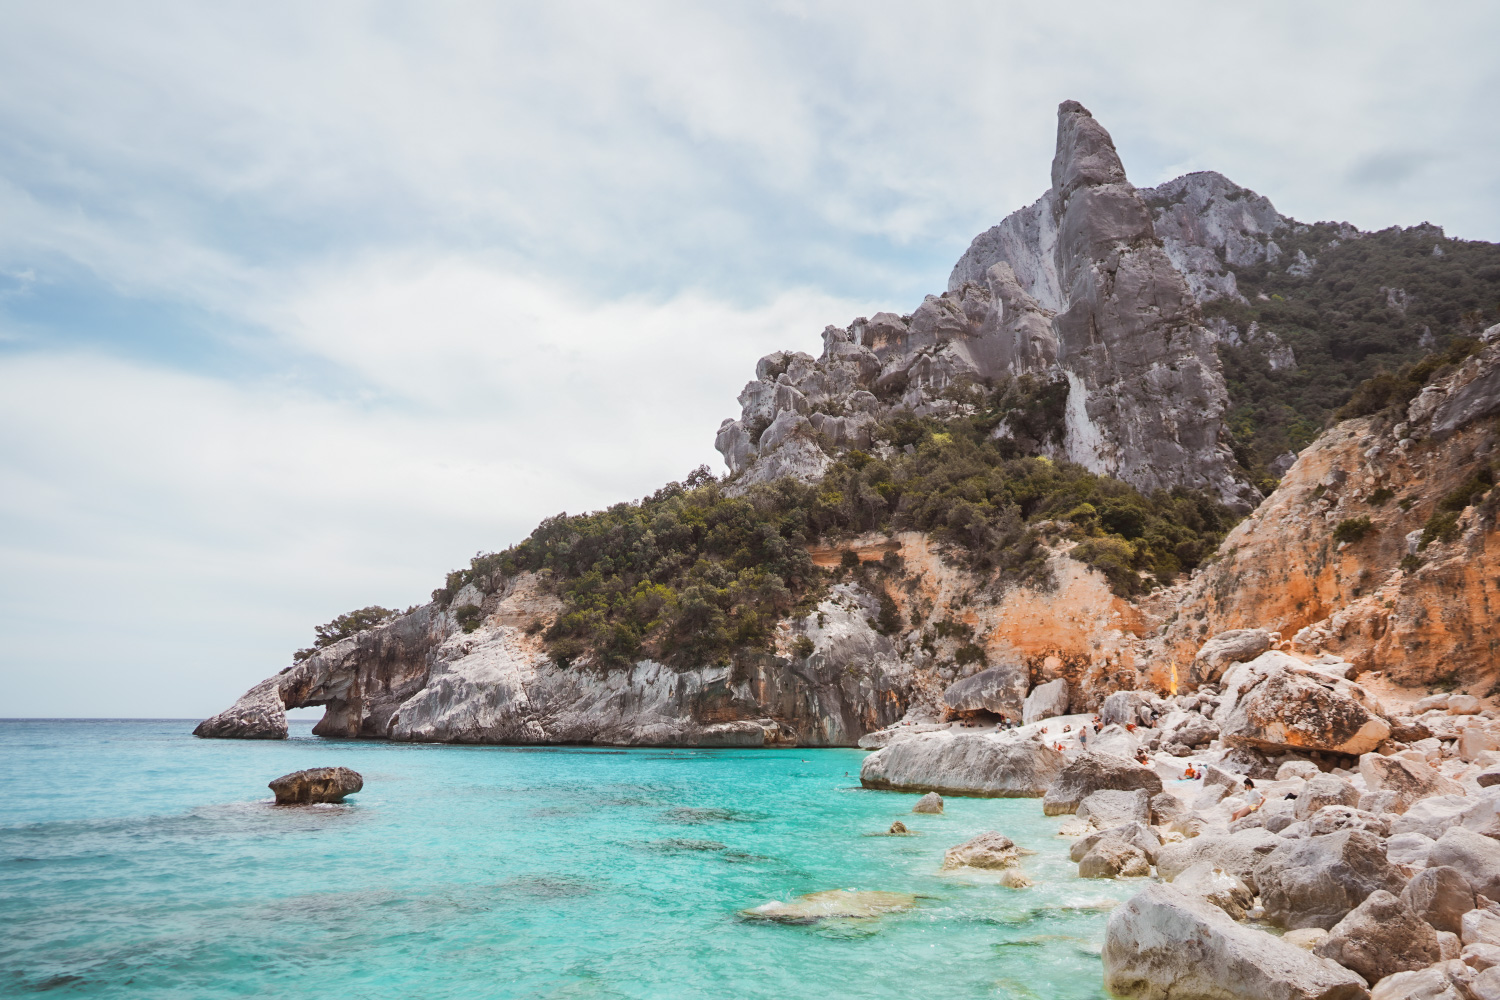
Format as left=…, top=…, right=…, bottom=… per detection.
left=1139, top=171, right=1288, bottom=305
left=716, top=101, right=1257, bottom=510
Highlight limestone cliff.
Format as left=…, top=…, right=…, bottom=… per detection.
left=716, top=101, right=1257, bottom=510
left=1153, top=334, right=1500, bottom=692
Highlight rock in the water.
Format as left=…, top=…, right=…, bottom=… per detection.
left=1360, top=753, right=1463, bottom=814
left=1079, top=837, right=1152, bottom=879
left=942, top=831, right=1019, bottom=870
left=195, top=679, right=289, bottom=739
left=1403, top=866, right=1476, bottom=935
left=941, top=665, right=1028, bottom=720
left=1296, top=773, right=1362, bottom=820
left=1192, top=628, right=1276, bottom=686
left=912, top=792, right=944, bottom=814
left=1219, top=653, right=1391, bottom=756
left=1430, top=827, right=1500, bottom=902
left=1255, top=830, right=1409, bottom=930
left=1314, top=889, right=1441, bottom=986
left=1042, top=751, right=1163, bottom=816
left=996, top=869, right=1033, bottom=889
left=1077, top=788, right=1152, bottom=829
left=887, top=820, right=909, bottom=835
left=1022, top=678, right=1070, bottom=724
left=1102, top=883, right=1370, bottom=1000
left=739, top=889, right=916, bottom=924
left=860, top=731, right=1066, bottom=798
left=268, top=767, right=363, bottom=805
left=1157, top=828, right=1281, bottom=894
left=1173, top=861, right=1255, bottom=920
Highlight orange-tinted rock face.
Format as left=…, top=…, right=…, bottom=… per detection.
left=1158, top=343, right=1500, bottom=693
left=882, top=532, right=1151, bottom=715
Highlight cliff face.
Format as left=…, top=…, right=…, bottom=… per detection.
left=1154, top=336, right=1500, bottom=690
left=196, top=537, right=1152, bottom=745
left=717, top=101, right=1257, bottom=510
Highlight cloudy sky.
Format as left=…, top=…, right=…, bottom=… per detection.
left=3, top=2, right=1498, bottom=718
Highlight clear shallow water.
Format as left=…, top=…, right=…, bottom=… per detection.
left=0, top=720, right=1135, bottom=998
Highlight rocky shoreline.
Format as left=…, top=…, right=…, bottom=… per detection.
left=856, top=644, right=1500, bottom=998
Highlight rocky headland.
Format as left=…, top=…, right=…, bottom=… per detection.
left=194, top=98, right=1500, bottom=999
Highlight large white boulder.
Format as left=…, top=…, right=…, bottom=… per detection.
left=1022, top=678, right=1070, bottom=724
left=1103, top=883, right=1370, bottom=999
left=859, top=731, right=1066, bottom=797
left=1218, top=651, right=1390, bottom=756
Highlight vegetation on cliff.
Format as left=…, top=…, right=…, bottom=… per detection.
left=1205, top=221, right=1500, bottom=478
left=432, top=417, right=1237, bottom=670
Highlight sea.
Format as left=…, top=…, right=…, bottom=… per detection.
left=0, top=719, right=1137, bottom=998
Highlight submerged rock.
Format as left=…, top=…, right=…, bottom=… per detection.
left=738, top=889, right=917, bottom=924
left=942, top=831, right=1020, bottom=870
left=860, top=731, right=1066, bottom=798
left=887, top=820, right=909, bottom=835
left=268, top=767, right=363, bottom=805
left=1103, top=883, right=1370, bottom=1000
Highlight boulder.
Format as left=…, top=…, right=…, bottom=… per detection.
left=1279, top=760, right=1323, bottom=781
left=1369, top=966, right=1464, bottom=1000
left=887, top=820, right=909, bottom=835
left=1078, top=788, right=1152, bottom=829
left=1192, top=628, right=1276, bottom=685
left=1022, top=678, right=1070, bottom=724
left=1309, top=806, right=1391, bottom=838
left=996, top=869, right=1032, bottom=889
left=941, top=831, right=1019, bottom=870
left=1439, top=930, right=1463, bottom=960
left=1070, top=822, right=1161, bottom=865
left=1431, top=827, right=1500, bottom=902
left=1388, top=832, right=1438, bottom=868
left=1101, top=690, right=1156, bottom=727
left=912, top=792, right=944, bottom=814
left=1158, top=828, right=1281, bottom=894
left=1464, top=908, right=1500, bottom=947
left=1150, top=791, right=1188, bottom=827
left=940, top=665, right=1028, bottom=719
left=1449, top=695, right=1483, bottom=715
left=1079, top=837, right=1153, bottom=879
left=1392, top=795, right=1474, bottom=841
left=859, top=731, right=1066, bottom=798
left=739, top=889, right=916, bottom=924
left=1471, top=966, right=1500, bottom=1000
left=1102, top=883, right=1371, bottom=1000
left=195, top=678, right=288, bottom=739
left=1042, top=751, right=1163, bottom=816
left=1255, top=830, right=1409, bottom=930
left=1296, top=773, right=1362, bottom=820
left=268, top=767, right=363, bottom=805
left=1219, top=654, right=1391, bottom=756
left=1402, top=866, right=1476, bottom=934
left=1478, top=772, right=1500, bottom=789
left=1173, top=861, right=1255, bottom=920
left=1360, top=753, right=1463, bottom=814
left=1314, top=889, right=1441, bottom=986
left=1464, top=942, right=1500, bottom=971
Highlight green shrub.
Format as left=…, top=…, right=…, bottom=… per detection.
left=1421, top=511, right=1462, bottom=548
left=1332, top=517, right=1375, bottom=544
left=454, top=604, right=486, bottom=633
left=792, top=635, right=815, bottom=659
left=294, top=606, right=398, bottom=661
left=954, top=643, right=986, bottom=666
left=1438, top=471, right=1493, bottom=513
left=876, top=591, right=902, bottom=635
left=1367, top=487, right=1395, bottom=505
left=839, top=549, right=860, bottom=570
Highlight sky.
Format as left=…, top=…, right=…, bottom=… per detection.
left=3, top=2, right=1499, bottom=718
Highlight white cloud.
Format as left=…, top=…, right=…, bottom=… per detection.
left=0, top=266, right=882, bottom=716
left=1, top=0, right=1498, bottom=716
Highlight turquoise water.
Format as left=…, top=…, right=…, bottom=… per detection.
left=1, top=720, right=1133, bottom=998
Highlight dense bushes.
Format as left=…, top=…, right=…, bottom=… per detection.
left=436, top=418, right=1239, bottom=669
left=1203, top=220, right=1500, bottom=477
left=294, top=606, right=399, bottom=661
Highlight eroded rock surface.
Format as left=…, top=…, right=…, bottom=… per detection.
left=268, top=767, right=363, bottom=805
left=860, top=731, right=1066, bottom=797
